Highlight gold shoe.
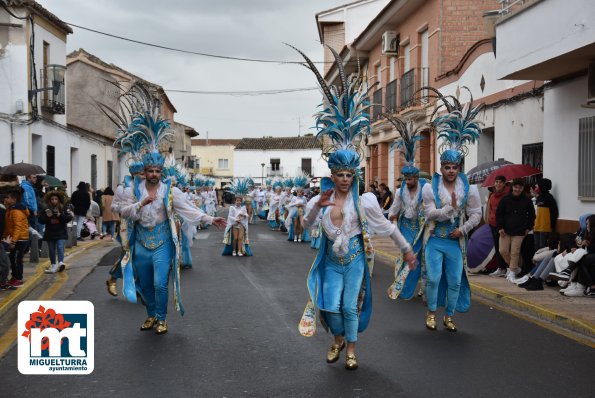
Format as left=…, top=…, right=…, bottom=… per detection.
left=106, top=280, right=117, bottom=297
left=425, top=313, right=437, bottom=331
left=443, top=316, right=457, bottom=332
left=326, top=340, right=345, bottom=363
left=140, top=317, right=157, bottom=331
left=345, top=353, right=358, bottom=370
left=155, top=320, right=168, bottom=335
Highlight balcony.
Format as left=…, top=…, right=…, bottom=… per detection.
left=266, top=166, right=284, bottom=177
left=385, top=79, right=398, bottom=114
left=199, top=167, right=213, bottom=175
left=39, top=65, right=66, bottom=115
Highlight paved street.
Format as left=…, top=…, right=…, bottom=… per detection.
left=0, top=218, right=592, bottom=397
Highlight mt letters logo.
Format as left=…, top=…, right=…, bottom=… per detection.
left=18, top=301, right=94, bottom=374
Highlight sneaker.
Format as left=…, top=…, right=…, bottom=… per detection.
left=560, top=282, right=577, bottom=294
left=489, top=268, right=507, bottom=277
left=558, top=280, right=569, bottom=288
left=232, top=251, right=237, bottom=256
left=506, top=269, right=520, bottom=282
left=525, top=278, right=544, bottom=291
left=585, top=287, right=595, bottom=297
left=294, top=238, right=298, bottom=242
left=519, top=277, right=535, bottom=288
left=513, top=274, right=530, bottom=285
left=298, top=238, right=302, bottom=243
left=238, top=252, right=244, bottom=257
left=564, top=284, right=586, bottom=297
left=0, top=284, right=17, bottom=291
left=44, top=264, right=58, bottom=274
left=8, top=279, right=24, bottom=288
left=549, top=268, right=571, bottom=281
left=58, top=262, right=66, bottom=272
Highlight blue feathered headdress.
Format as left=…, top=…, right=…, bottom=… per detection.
left=288, top=44, right=370, bottom=173
left=430, top=87, right=484, bottom=164
left=272, top=179, right=283, bottom=190
left=265, top=178, right=273, bottom=187
left=293, top=172, right=310, bottom=189
left=193, top=175, right=205, bottom=188
left=282, top=178, right=294, bottom=189
left=384, top=113, right=424, bottom=176
left=229, top=178, right=251, bottom=197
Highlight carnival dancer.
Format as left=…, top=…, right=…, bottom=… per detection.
left=204, top=179, right=218, bottom=217
left=118, top=97, right=226, bottom=334
left=222, top=178, right=253, bottom=256
left=421, top=88, right=483, bottom=332
left=280, top=178, right=294, bottom=233
left=106, top=119, right=147, bottom=297
left=384, top=115, right=428, bottom=300
left=290, top=44, right=416, bottom=370
left=267, top=180, right=283, bottom=230
left=286, top=174, right=310, bottom=242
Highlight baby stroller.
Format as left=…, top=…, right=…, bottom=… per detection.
left=80, top=217, right=99, bottom=239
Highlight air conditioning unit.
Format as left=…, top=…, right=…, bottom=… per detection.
left=588, top=62, right=595, bottom=104
left=382, top=31, right=399, bottom=55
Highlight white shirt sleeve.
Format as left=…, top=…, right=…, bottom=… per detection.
left=172, top=187, right=214, bottom=226
left=303, top=195, right=322, bottom=230
left=118, top=186, right=142, bottom=221
left=459, top=185, right=482, bottom=235
left=361, top=192, right=411, bottom=253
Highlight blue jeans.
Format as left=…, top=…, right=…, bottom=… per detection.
left=425, top=236, right=463, bottom=316
left=47, top=239, right=65, bottom=264
left=322, top=248, right=365, bottom=343
left=75, top=215, right=86, bottom=238
left=102, top=220, right=115, bottom=236
left=134, top=240, right=174, bottom=321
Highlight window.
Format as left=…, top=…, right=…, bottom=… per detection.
left=389, top=57, right=396, bottom=82
left=217, top=158, right=229, bottom=169
left=46, top=145, right=55, bottom=177
left=522, top=143, right=543, bottom=171
left=376, top=64, right=382, bottom=86
left=107, top=160, right=113, bottom=189
left=301, top=158, right=312, bottom=175
left=270, top=158, right=280, bottom=171
left=579, top=116, right=595, bottom=199
left=91, top=154, right=97, bottom=189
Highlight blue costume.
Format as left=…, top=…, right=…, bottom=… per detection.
left=285, top=174, right=311, bottom=242
left=222, top=178, right=254, bottom=256
left=421, top=87, right=484, bottom=331
left=384, top=115, right=428, bottom=300
left=291, top=44, right=412, bottom=369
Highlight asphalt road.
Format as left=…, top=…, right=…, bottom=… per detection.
left=1, top=217, right=592, bottom=397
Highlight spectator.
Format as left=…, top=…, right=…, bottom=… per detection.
left=378, top=183, right=393, bottom=218
left=368, top=183, right=380, bottom=203
left=496, top=179, right=535, bottom=282
left=100, top=187, right=118, bottom=241
left=216, top=188, right=223, bottom=206
left=486, top=175, right=510, bottom=277
left=20, top=174, right=40, bottom=237
left=523, top=233, right=575, bottom=291
left=71, top=181, right=91, bottom=240
left=3, top=188, right=30, bottom=288
left=0, top=192, right=16, bottom=291
left=39, top=191, right=72, bottom=273
left=533, top=178, right=558, bottom=250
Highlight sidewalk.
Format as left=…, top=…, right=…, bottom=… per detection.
left=0, top=238, right=109, bottom=318
left=372, top=236, right=595, bottom=345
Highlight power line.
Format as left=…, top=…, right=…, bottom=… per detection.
left=165, top=87, right=319, bottom=96
left=64, top=22, right=338, bottom=65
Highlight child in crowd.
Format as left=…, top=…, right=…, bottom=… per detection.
left=39, top=191, right=72, bottom=274
left=2, top=188, right=30, bottom=287
left=0, top=193, right=16, bottom=291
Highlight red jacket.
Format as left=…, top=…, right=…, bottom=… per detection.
left=486, top=186, right=509, bottom=227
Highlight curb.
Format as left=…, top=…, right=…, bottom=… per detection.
left=0, top=240, right=103, bottom=318
left=374, top=248, right=595, bottom=345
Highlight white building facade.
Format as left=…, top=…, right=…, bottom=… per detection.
left=233, top=136, right=328, bottom=185
left=495, top=0, right=595, bottom=230
left=0, top=1, right=116, bottom=192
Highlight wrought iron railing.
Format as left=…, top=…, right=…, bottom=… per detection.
left=385, top=79, right=398, bottom=114
left=400, top=69, right=415, bottom=108
left=39, top=67, right=65, bottom=114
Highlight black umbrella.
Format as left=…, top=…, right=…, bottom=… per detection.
left=0, top=161, right=45, bottom=176
left=466, top=158, right=512, bottom=184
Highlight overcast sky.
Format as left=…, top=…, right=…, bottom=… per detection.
left=37, top=0, right=349, bottom=140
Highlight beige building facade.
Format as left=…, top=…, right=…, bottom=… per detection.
left=191, top=139, right=240, bottom=187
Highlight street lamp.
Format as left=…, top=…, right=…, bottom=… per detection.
left=261, top=162, right=265, bottom=187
